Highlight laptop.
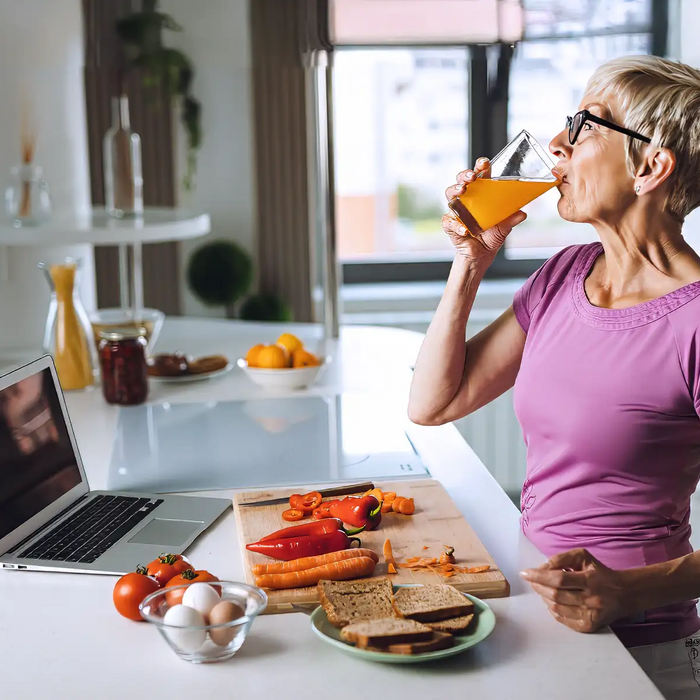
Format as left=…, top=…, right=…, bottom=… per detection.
left=0, top=356, right=231, bottom=575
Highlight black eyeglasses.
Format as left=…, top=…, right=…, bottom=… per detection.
left=566, top=109, right=651, bottom=145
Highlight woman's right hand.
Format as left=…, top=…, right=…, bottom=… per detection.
left=443, top=157, right=527, bottom=264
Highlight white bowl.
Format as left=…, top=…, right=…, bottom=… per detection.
left=237, top=356, right=329, bottom=390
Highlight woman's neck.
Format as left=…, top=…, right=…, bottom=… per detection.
left=589, top=206, right=700, bottom=304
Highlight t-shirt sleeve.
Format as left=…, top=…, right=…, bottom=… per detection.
left=512, top=245, right=583, bottom=334
left=668, top=314, right=700, bottom=417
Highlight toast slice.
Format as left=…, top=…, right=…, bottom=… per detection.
left=318, top=578, right=398, bottom=628
left=341, top=618, right=433, bottom=649
left=368, top=631, right=454, bottom=655
left=394, top=584, right=474, bottom=622
left=425, top=613, right=475, bottom=633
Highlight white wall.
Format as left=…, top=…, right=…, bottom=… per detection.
left=0, top=0, right=94, bottom=353
left=160, top=0, right=255, bottom=317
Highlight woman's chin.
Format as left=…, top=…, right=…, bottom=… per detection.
left=556, top=198, right=581, bottom=223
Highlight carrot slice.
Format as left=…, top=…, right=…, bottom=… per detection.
left=381, top=501, right=393, bottom=513
left=398, top=498, right=415, bottom=515
left=382, top=492, right=397, bottom=503
left=387, top=563, right=397, bottom=574
left=406, top=557, right=421, bottom=563
left=391, top=497, right=406, bottom=513
left=422, top=546, right=429, bottom=551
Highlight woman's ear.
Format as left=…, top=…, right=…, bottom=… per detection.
left=634, top=147, right=676, bottom=195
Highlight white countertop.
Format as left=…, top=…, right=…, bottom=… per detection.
left=0, top=319, right=662, bottom=699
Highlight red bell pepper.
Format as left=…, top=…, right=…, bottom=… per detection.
left=318, top=495, right=382, bottom=530
left=257, top=518, right=364, bottom=542
left=246, top=529, right=361, bottom=561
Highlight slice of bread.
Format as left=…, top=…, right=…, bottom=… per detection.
left=425, top=613, right=475, bottom=633
left=341, top=618, right=433, bottom=649
left=379, top=631, right=455, bottom=655
left=394, top=584, right=474, bottom=622
left=318, top=578, right=398, bottom=628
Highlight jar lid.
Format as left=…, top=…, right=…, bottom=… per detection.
left=99, top=326, right=147, bottom=341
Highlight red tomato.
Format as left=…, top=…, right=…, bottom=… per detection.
left=164, top=570, right=220, bottom=607
left=145, top=554, right=193, bottom=586
left=113, top=571, right=160, bottom=621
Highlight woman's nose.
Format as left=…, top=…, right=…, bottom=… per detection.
left=549, top=128, right=571, bottom=162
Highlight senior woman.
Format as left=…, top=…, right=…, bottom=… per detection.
left=409, top=55, right=700, bottom=698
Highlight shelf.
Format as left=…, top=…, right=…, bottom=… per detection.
left=0, top=207, right=210, bottom=246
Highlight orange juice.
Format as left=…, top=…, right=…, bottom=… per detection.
left=449, top=177, right=558, bottom=235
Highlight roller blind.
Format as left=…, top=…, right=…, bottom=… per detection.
left=329, top=0, right=524, bottom=45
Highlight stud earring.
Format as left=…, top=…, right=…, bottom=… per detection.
left=635, top=185, right=641, bottom=194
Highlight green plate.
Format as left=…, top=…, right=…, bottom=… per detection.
left=309, top=586, right=496, bottom=664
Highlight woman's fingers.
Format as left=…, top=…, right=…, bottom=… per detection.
left=441, top=213, right=467, bottom=237
left=529, top=582, right=584, bottom=606
left=445, top=160, right=489, bottom=201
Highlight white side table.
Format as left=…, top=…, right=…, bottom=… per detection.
left=0, top=207, right=210, bottom=312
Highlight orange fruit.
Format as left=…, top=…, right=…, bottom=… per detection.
left=245, top=344, right=265, bottom=368
left=292, top=348, right=320, bottom=368
left=257, top=344, right=289, bottom=369
left=277, top=333, right=303, bottom=355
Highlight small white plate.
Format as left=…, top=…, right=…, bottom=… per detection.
left=148, top=363, right=233, bottom=384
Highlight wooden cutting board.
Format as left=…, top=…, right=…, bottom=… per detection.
left=234, top=478, right=509, bottom=613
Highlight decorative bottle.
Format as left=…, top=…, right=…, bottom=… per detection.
left=103, top=94, right=143, bottom=218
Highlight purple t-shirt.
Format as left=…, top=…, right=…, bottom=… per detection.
left=513, top=242, right=700, bottom=647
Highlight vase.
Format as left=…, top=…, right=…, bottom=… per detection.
left=4, top=163, right=52, bottom=227
left=39, top=258, right=97, bottom=391
left=103, top=94, right=143, bottom=218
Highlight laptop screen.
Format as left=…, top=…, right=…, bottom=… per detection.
left=0, top=367, right=82, bottom=540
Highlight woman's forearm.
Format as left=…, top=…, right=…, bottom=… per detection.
left=408, top=255, right=488, bottom=424
left=622, top=551, right=700, bottom=615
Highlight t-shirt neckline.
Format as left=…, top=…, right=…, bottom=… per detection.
left=572, top=242, right=700, bottom=330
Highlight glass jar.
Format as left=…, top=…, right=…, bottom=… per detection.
left=5, top=163, right=52, bottom=227
left=98, top=327, right=149, bottom=406
left=38, top=258, right=96, bottom=391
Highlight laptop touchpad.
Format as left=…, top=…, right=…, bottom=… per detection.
left=128, top=519, right=203, bottom=546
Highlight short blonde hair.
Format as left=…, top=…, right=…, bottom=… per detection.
left=586, top=55, right=700, bottom=219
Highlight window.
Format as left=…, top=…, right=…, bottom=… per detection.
left=505, top=0, right=659, bottom=260
left=333, top=0, right=665, bottom=282
left=334, top=48, right=468, bottom=263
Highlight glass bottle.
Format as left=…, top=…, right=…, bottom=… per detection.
left=103, top=94, right=143, bottom=218
left=98, top=328, right=149, bottom=405
left=39, top=258, right=96, bottom=391
left=4, top=163, right=52, bottom=227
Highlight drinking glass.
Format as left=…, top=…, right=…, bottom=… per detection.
left=448, top=130, right=559, bottom=236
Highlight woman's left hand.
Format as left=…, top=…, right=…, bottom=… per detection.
left=520, top=548, right=629, bottom=633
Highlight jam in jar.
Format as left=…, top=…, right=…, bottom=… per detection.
left=98, top=327, right=149, bottom=405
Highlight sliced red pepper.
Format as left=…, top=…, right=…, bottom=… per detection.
left=246, top=529, right=361, bottom=561
left=258, top=517, right=364, bottom=542
left=289, top=491, right=323, bottom=513
left=281, top=508, right=306, bottom=522
left=326, top=495, right=382, bottom=530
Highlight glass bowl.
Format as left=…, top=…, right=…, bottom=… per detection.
left=139, top=581, right=267, bottom=664
left=89, top=307, right=164, bottom=354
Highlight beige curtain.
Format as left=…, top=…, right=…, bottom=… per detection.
left=83, top=0, right=181, bottom=315
left=250, top=0, right=332, bottom=323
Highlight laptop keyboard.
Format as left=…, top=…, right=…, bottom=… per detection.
left=18, top=495, right=163, bottom=564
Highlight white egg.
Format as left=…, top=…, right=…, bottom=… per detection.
left=163, top=604, right=206, bottom=652
left=182, top=583, right=221, bottom=621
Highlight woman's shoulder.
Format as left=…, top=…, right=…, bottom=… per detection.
left=513, top=243, right=598, bottom=332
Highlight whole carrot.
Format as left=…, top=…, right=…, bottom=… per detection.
left=252, top=548, right=378, bottom=576
left=255, top=556, right=377, bottom=590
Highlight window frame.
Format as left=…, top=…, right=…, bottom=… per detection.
left=338, top=0, right=669, bottom=285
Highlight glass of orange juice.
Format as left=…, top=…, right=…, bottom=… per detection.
left=448, top=130, right=559, bottom=236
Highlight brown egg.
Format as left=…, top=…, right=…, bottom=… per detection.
left=208, top=600, right=244, bottom=647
